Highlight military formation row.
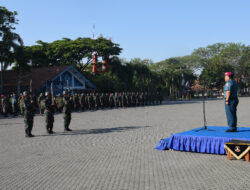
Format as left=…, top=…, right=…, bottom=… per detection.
left=38, top=91, right=163, bottom=113
left=1, top=91, right=163, bottom=137
left=1, top=92, right=163, bottom=117
left=0, top=91, right=73, bottom=137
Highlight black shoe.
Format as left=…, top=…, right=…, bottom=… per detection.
left=49, top=131, right=55, bottom=134
left=64, top=128, right=72, bottom=131
left=225, top=129, right=237, bottom=132
left=26, top=134, right=34, bottom=137
left=25, top=129, right=30, bottom=137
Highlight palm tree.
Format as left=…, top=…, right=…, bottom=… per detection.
left=12, top=46, right=30, bottom=95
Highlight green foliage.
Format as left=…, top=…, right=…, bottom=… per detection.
left=84, top=57, right=161, bottom=92
left=151, top=58, right=196, bottom=95
left=0, top=6, right=22, bottom=69
left=238, top=46, right=250, bottom=86
left=199, top=56, right=234, bottom=88
left=26, top=37, right=122, bottom=71
left=12, top=46, right=30, bottom=73
left=193, top=43, right=249, bottom=89
left=0, top=6, right=24, bottom=93
left=0, top=6, right=18, bottom=33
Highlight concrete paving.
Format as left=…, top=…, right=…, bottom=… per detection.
left=0, top=97, right=250, bottom=190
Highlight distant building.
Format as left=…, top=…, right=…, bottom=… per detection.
left=0, top=65, right=96, bottom=95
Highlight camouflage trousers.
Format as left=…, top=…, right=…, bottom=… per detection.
left=12, top=104, right=18, bottom=115
left=45, top=111, right=54, bottom=132
left=24, top=116, right=34, bottom=135
left=63, top=113, right=71, bottom=129
left=19, top=105, right=24, bottom=115
left=2, top=106, right=8, bottom=117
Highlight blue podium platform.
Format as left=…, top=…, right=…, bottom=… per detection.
left=155, top=126, right=250, bottom=155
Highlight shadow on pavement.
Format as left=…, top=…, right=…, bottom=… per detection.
left=36, top=125, right=152, bottom=137
left=163, top=101, right=199, bottom=105
left=162, top=98, right=225, bottom=105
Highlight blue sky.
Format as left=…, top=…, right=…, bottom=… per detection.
left=2, top=0, right=250, bottom=62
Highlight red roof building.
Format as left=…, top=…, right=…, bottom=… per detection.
left=0, top=65, right=96, bottom=95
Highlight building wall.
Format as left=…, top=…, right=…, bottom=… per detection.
left=38, top=70, right=87, bottom=95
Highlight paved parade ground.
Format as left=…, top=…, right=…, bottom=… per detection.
left=0, top=97, right=250, bottom=190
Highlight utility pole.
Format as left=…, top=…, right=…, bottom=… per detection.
left=92, top=24, right=95, bottom=39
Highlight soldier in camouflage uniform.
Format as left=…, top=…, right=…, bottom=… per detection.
left=126, top=92, right=131, bottom=107
left=55, top=93, right=63, bottom=113
left=89, top=93, right=94, bottom=110
left=73, top=93, right=80, bottom=111
left=100, top=93, right=105, bottom=109
left=80, top=93, right=86, bottom=111
left=117, top=92, right=121, bottom=108
left=160, top=92, right=163, bottom=104
left=63, top=91, right=72, bottom=131
left=145, top=92, right=148, bottom=106
left=114, top=92, right=119, bottom=108
left=69, top=94, right=74, bottom=110
left=0, top=95, right=3, bottom=116
left=109, top=93, right=114, bottom=108
left=132, top=92, right=136, bottom=107
left=140, top=92, right=145, bottom=106
left=152, top=92, right=156, bottom=105
left=85, top=93, right=89, bottom=110
left=0, top=95, right=2, bottom=115
left=105, top=93, right=109, bottom=108
left=38, top=93, right=45, bottom=114
left=18, top=93, right=24, bottom=115
left=44, top=92, right=56, bottom=134
left=11, top=93, right=18, bottom=116
left=93, top=93, right=97, bottom=109
left=23, top=91, right=35, bottom=137
left=156, top=91, right=162, bottom=104
left=136, top=92, right=140, bottom=106
left=1, top=95, right=8, bottom=117
left=121, top=92, right=127, bottom=108
left=8, top=95, right=12, bottom=114
left=94, top=92, right=100, bottom=110
left=85, top=94, right=90, bottom=110
left=37, top=93, right=42, bottom=108
left=149, top=92, right=153, bottom=105
left=32, top=94, right=38, bottom=111
left=155, top=92, right=159, bottom=104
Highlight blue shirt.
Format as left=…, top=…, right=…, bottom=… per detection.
left=224, top=79, right=238, bottom=99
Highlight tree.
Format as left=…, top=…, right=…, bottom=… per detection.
left=0, top=6, right=22, bottom=93
left=26, top=37, right=122, bottom=71
left=238, top=46, right=250, bottom=90
left=193, top=43, right=249, bottom=89
left=12, top=46, right=30, bottom=95
left=199, top=56, right=234, bottom=89
left=151, top=58, right=195, bottom=96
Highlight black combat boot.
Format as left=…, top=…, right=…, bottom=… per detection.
left=25, top=129, right=29, bottom=137
left=64, top=127, right=72, bottom=131
left=28, top=129, right=35, bottom=137
left=49, top=128, right=55, bottom=134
